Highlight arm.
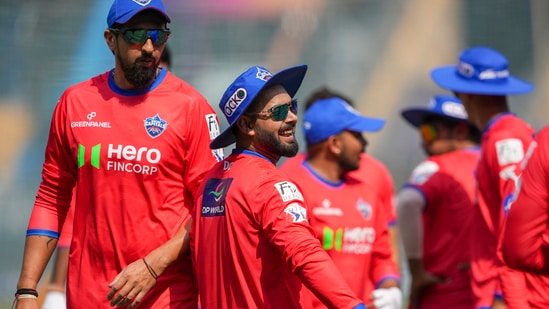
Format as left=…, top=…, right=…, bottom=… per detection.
left=502, top=131, right=549, bottom=274
left=397, top=187, right=445, bottom=308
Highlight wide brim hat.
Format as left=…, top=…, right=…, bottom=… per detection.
left=431, top=46, right=533, bottom=95
left=210, top=64, right=307, bottom=149
left=401, top=95, right=469, bottom=127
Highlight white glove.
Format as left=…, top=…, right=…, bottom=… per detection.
left=41, top=291, right=66, bottom=309
left=371, top=287, right=402, bottom=309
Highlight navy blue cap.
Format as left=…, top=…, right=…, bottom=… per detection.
left=107, top=0, right=170, bottom=28
left=210, top=65, right=308, bottom=149
left=303, top=97, right=385, bottom=144
left=401, top=95, right=469, bottom=127
left=431, top=46, right=533, bottom=95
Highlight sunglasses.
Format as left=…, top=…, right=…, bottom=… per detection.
left=257, top=99, right=298, bottom=121
left=419, top=124, right=438, bottom=143
left=109, top=28, right=171, bottom=46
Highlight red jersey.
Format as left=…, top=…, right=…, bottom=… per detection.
left=501, top=126, right=549, bottom=308
left=403, top=148, right=478, bottom=308
left=192, top=150, right=363, bottom=309
left=282, top=153, right=396, bottom=227
left=27, top=69, right=221, bottom=308
left=473, top=113, right=533, bottom=308
left=279, top=155, right=399, bottom=308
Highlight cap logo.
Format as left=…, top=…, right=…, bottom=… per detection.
left=479, top=69, right=509, bottom=80
left=132, top=0, right=152, bottom=6
left=224, top=88, right=247, bottom=117
left=441, top=101, right=467, bottom=118
left=457, top=61, right=475, bottom=78
left=256, top=68, right=272, bottom=81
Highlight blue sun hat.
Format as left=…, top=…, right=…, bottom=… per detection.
left=210, top=64, right=308, bottom=149
left=107, top=0, right=171, bottom=27
left=303, top=97, right=386, bottom=144
left=401, top=95, right=470, bottom=128
left=430, top=46, right=533, bottom=95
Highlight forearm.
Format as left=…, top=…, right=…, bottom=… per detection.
left=17, top=235, right=58, bottom=290
left=143, top=217, right=192, bottom=276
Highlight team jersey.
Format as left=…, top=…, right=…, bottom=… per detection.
left=282, top=153, right=396, bottom=227
left=402, top=148, right=479, bottom=308
left=27, top=69, right=222, bottom=308
left=501, top=126, right=549, bottom=308
left=472, top=113, right=533, bottom=308
left=192, top=149, right=363, bottom=309
left=57, top=196, right=74, bottom=248
left=279, top=156, right=399, bottom=308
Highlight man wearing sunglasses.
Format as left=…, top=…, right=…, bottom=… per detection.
left=191, top=65, right=366, bottom=309
left=14, top=0, right=222, bottom=308
left=398, top=95, right=480, bottom=309
left=279, top=96, right=401, bottom=309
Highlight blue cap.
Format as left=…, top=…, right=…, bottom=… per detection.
left=210, top=64, right=308, bottom=149
left=303, top=97, right=386, bottom=144
left=431, top=46, right=533, bottom=95
left=107, top=0, right=171, bottom=28
left=401, top=95, right=469, bottom=127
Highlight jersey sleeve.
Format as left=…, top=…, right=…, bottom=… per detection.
left=27, top=93, right=76, bottom=238
left=183, top=95, right=223, bottom=201
left=259, top=178, right=363, bottom=309
left=501, top=128, right=549, bottom=274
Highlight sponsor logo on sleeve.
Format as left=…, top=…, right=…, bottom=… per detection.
left=144, top=114, right=168, bottom=138
left=284, top=202, right=307, bottom=223
left=201, top=178, right=233, bottom=217
left=205, top=114, right=224, bottom=161
left=495, top=138, right=524, bottom=166
left=274, top=181, right=304, bottom=202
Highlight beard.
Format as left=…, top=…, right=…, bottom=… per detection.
left=255, top=124, right=299, bottom=158
left=338, top=147, right=361, bottom=173
left=117, top=52, right=157, bottom=89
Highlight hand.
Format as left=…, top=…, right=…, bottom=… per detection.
left=409, top=270, right=447, bottom=307
left=371, top=287, right=402, bottom=309
left=107, top=259, right=157, bottom=308
left=41, top=291, right=66, bottom=309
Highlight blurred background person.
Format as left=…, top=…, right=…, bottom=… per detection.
left=280, top=97, right=401, bottom=309
left=397, top=95, right=480, bottom=309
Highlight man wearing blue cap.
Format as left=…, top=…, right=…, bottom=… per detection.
left=397, top=95, right=480, bottom=309
left=14, top=0, right=222, bottom=308
left=191, top=65, right=366, bottom=309
left=279, top=97, right=401, bottom=309
left=431, top=46, right=544, bottom=309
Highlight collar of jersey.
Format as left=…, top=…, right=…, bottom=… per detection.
left=232, top=148, right=274, bottom=164
left=108, top=68, right=167, bottom=96
left=483, top=112, right=516, bottom=134
left=302, top=161, right=344, bottom=187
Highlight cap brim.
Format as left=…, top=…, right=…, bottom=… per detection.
left=210, top=64, right=308, bottom=149
left=401, top=108, right=472, bottom=127
left=431, top=66, right=533, bottom=95
left=347, top=116, right=386, bottom=133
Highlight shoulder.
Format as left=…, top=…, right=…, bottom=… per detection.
left=408, top=159, right=440, bottom=185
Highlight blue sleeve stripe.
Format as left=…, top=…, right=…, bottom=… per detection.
left=375, top=275, right=401, bottom=288
left=26, top=229, right=59, bottom=239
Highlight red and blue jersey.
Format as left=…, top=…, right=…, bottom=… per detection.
left=192, top=150, right=363, bottom=309
left=280, top=155, right=399, bottom=308
left=27, top=69, right=221, bottom=308
left=501, top=126, right=549, bottom=308
left=473, top=113, right=534, bottom=308
left=403, top=148, right=479, bottom=308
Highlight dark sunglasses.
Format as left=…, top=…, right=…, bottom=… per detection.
left=109, top=28, right=171, bottom=46
left=257, top=99, right=298, bottom=121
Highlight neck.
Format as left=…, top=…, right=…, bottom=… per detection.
left=306, top=155, right=342, bottom=183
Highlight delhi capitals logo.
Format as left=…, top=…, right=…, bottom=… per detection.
left=144, top=114, right=168, bottom=138
left=132, top=0, right=152, bottom=6
left=256, top=68, right=272, bottom=81
left=356, top=198, right=372, bottom=220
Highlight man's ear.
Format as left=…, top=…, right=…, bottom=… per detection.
left=327, top=135, right=341, bottom=155
left=236, top=115, right=255, bottom=136
left=104, top=30, right=116, bottom=53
